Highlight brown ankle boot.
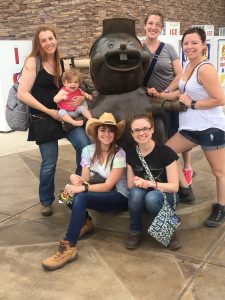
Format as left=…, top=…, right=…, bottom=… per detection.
left=79, top=218, right=94, bottom=239
left=41, top=205, right=53, bottom=217
left=42, top=240, right=78, bottom=271
left=167, top=233, right=182, bottom=250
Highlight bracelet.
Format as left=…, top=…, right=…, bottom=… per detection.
left=82, top=181, right=89, bottom=192
left=155, top=181, right=158, bottom=190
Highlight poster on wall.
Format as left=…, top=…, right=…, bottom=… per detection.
left=217, top=39, right=225, bottom=87
left=0, top=40, right=32, bottom=132
left=164, top=22, right=180, bottom=36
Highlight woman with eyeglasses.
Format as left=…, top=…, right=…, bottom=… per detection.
left=125, top=113, right=181, bottom=250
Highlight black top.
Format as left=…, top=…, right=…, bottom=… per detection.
left=126, top=144, right=178, bottom=183
left=28, top=68, right=61, bottom=141
left=30, top=68, right=59, bottom=116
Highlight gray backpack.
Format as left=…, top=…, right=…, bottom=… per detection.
left=5, top=57, right=41, bottom=131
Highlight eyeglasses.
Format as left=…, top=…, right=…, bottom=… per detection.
left=131, top=126, right=152, bottom=134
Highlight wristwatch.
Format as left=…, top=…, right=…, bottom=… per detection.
left=191, top=100, right=196, bottom=109
left=83, top=181, right=89, bottom=192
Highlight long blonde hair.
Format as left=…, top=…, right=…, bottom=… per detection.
left=26, top=26, right=61, bottom=86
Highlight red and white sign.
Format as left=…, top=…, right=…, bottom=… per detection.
left=163, top=22, right=180, bottom=36
left=0, top=40, right=32, bottom=132
left=192, top=25, right=214, bottom=38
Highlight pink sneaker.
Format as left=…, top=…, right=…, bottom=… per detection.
left=183, top=168, right=193, bottom=186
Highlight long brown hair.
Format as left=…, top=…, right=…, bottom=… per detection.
left=91, top=125, right=118, bottom=168
left=26, top=26, right=61, bottom=86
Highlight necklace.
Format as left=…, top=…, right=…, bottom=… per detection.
left=46, top=60, right=55, bottom=69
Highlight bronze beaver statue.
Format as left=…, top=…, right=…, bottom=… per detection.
left=89, top=18, right=184, bottom=149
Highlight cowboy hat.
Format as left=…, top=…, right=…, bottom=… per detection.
left=86, top=112, right=125, bottom=140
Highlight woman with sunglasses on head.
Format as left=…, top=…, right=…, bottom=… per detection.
left=125, top=113, right=181, bottom=250
left=42, top=112, right=128, bottom=271
left=158, top=27, right=225, bottom=227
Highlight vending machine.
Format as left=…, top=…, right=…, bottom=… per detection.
left=0, top=40, right=32, bottom=132
left=217, top=38, right=225, bottom=92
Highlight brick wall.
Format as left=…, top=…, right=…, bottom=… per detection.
left=0, top=0, right=224, bottom=85
left=1, top=0, right=224, bottom=58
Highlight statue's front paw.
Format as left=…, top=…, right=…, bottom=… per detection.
left=179, top=102, right=188, bottom=112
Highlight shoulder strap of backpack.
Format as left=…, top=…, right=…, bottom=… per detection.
left=143, top=42, right=165, bottom=87
left=17, top=57, right=41, bottom=84
left=35, top=56, right=41, bottom=74
left=60, top=59, right=65, bottom=73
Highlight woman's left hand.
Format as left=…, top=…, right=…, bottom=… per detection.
left=133, top=176, right=151, bottom=189
left=64, top=184, right=84, bottom=195
left=67, top=95, right=85, bottom=107
left=179, top=94, right=192, bottom=107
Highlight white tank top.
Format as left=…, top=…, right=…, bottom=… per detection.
left=178, top=61, right=225, bottom=131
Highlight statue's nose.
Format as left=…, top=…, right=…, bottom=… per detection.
left=120, top=43, right=127, bottom=50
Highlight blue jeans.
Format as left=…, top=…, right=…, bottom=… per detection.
left=65, top=191, right=128, bottom=245
left=39, top=127, right=89, bottom=206
left=128, top=188, right=178, bottom=233
left=66, top=127, right=90, bottom=175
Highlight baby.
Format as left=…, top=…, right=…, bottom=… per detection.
left=54, top=68, right=92, bottom=127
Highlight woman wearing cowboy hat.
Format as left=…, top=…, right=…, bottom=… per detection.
left=42, top=112, right=128, bottom=271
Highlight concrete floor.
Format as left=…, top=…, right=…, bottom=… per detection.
left=0, top=131, right=225, bottom=300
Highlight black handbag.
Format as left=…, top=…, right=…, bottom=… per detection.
left=31, top=114, right=65, bottom=145
left=89, top=171, right=107, bottom=184
left=136, top=145, right=180, bottom=246
left=89, top=154, right=116, bottom=184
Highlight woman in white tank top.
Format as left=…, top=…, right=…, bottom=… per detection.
left=154, top=27, right=225, bottom=227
